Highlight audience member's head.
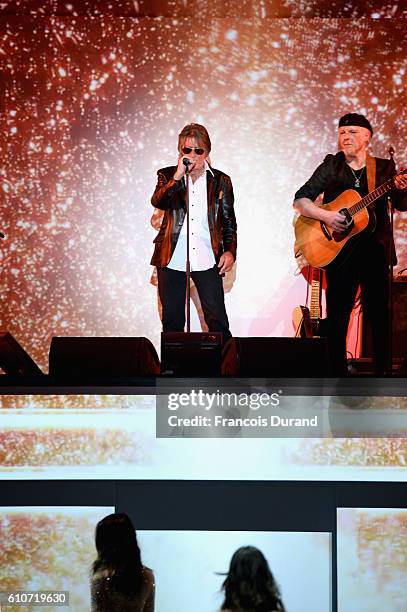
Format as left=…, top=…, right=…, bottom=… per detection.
left=221, top=546, right=285, bottom=611
left=93, top=512, right=143, bottom=594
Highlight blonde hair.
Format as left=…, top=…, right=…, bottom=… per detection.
left=178, top=123, right=211, bottom=155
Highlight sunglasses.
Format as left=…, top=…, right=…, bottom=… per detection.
left=181, top=146, right=205, bottom=155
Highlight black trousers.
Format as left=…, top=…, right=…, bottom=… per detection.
left=326, top=237, right=389, bottom=376
left=157, top=265, right=232, bottom=341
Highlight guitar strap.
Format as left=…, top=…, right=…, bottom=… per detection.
left=366, top=154, right=376, bottom=193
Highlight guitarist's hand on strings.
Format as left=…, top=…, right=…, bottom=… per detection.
left=294, top=197, right=349, bottom=232
left=322, top=210, right=348, bottom=232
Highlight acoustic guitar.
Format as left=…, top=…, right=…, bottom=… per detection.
left=292, top=267, right=326, bottom=338
left=294, top=169, right=406, bottom=269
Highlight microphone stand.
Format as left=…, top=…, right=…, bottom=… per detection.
left=184, top=162, right=191, bottom=333
left=387, top=146, right=395, bottom=376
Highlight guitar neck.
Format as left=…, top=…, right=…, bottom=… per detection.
left=309, top=268, right=321, bottom=320
left=349, top=177, right=393, bottom=217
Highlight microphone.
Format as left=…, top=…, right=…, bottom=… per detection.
left=183, top=157, right=192, bottom=174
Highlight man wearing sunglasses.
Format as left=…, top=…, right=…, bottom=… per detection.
left=150, top=123, right=237, bottom=340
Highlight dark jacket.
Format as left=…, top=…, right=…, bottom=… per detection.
left=150, top=166, right=237, bottom=268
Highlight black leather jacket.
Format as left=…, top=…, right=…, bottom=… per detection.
left=150, top=165, right=237, bottom=268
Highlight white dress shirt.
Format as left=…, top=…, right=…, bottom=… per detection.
left=167, top=161, right=216, bottom=272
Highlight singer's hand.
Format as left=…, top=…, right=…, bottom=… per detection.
left=174, top=155, right=195, bottom=181
left=218, top=251, right=234, bottom=274
left=394, top=170, right=407, bottom=190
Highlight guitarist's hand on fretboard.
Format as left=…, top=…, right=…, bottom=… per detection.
left=394, top=171, right=407, bottom=190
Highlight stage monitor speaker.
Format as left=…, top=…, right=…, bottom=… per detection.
left=49, top=337, right=160, bottom=381
left=0, top=331, right=44, bottom=377
left=161, top=332, right=223, bottom=376
left=222, top=337, right=330, bottom=377
left=362, top=276, right=407, bottom=359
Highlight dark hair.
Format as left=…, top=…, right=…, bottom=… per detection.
left=221, top=546, right=285, bottom=611
left=178, top=123, right=211, bottom=154
left=93, top=513, right=143, bottom=595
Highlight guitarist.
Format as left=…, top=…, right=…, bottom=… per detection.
left=293, top=113, right=407, bottom=375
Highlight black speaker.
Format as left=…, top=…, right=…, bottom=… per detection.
left=49, top=337, right=160, bottom=381
left=222, top=337, right=330, bottom=377
left=391, top=276, right=407, bottom=358
left=362, top=276, right=407, bottom=359
left=161, top=332, right=223, bottom=376
left=0, top=331, right=43, bottom=377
